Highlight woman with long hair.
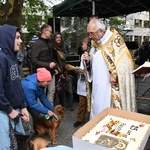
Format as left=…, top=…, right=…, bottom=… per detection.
left=52, top=32, right=74, bottom=110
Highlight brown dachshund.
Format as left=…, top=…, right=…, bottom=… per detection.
left=34, top=105, right=64, bottom=145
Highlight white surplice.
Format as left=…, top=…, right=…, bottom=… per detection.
left=77, top=55, right=87, bottom=97
left=88, top=47, right=111, bottom=119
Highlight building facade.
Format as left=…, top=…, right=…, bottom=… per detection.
left=125, top=11, right=150, bottom=46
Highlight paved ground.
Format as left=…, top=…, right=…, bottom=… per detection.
left=54, top=102, right=83, bottom=147
left=135, top=76, right=150, bottom=150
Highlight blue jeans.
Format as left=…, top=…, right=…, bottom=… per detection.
left=0, top=110, right=25, bottom=150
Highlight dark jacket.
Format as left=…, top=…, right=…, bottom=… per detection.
left=0, top=24, right=25, bottom=114
left=21, top=74, right=54, bottom=114
left=31, top=37, right=58, bottom=75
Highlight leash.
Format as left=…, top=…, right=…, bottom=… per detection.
left=45, top=114, right=59, bottom=122
left=9, top=114, right=22, bottom=150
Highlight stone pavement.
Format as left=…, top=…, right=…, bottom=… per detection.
left=54, top=102, right=83, bottom=147
left=135, top=76, right=150, bottom=150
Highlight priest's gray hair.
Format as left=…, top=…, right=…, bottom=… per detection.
left=88, top=19, right=106, bottom=31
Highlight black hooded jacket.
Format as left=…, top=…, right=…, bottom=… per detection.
left=0, top=24, right=25, bottom=114
left=31, top=37, right=58, bottom=75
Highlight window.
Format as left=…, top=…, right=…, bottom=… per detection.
left=144, top=20, right=150, bottom=28
left=134, top=19, right=142, bottom=27
left=143, top=36, right=150, bottom=42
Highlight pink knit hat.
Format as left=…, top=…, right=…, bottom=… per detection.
left=36, top=68, right=52, bottom=81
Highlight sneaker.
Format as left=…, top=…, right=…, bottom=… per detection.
left=74, top=121, right=82, bottom=127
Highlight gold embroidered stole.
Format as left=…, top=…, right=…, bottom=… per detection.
left=82, top=60, right=91, bottom=112
left=92, top=28, right=134, bottom=109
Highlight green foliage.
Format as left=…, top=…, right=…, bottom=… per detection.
left=61, top=17, right=88, bottom=52
left=61, top=17, right=72, bottom=27
left=23, top=0, right=52, bottom=14
left=21, top=0, right=54, bottom=44
left=22, top=0, right=53, bottom=35
left=0, top=0, right=24, bottom=26
left=108, top=16, right=126, bottom=32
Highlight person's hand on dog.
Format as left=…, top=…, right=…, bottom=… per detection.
left=48, top=110, right=55, bottom=117
left=21, top=108, right=30, bottom=122
left=52, top=114, right=59, bottom=122
left=47, top=110, right=58, bottom=122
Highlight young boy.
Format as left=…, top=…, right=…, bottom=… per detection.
left=74, top=37, right=91, bottom=127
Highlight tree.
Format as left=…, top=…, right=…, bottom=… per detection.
left=0, top=0, right=24, bottom=26
left=61, top=17, right=88, bottom=52
left=22, top=0, right=53, bottom=34
left=0, top=0, right=53, bottom=28
left=0, top=0, right=55, bottom=45
left=107, top=16, right=126, bottom=35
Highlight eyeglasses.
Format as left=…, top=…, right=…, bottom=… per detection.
left=46, top=30, right=52, bottom=33
left=87, top=29, right=100, bottom=37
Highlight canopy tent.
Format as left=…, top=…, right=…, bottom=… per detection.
left=53, top=0, right=150, bottom=18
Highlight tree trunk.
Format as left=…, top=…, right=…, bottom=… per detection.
left=0, top=0, right=24, bottom=27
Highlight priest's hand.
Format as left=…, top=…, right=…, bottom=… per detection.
left=109, top=74, right=117, bottom=86
left=83, top=52, right=90, bottom=63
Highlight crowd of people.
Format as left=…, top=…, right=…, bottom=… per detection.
left=0, top=14, right=137, bottom=149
